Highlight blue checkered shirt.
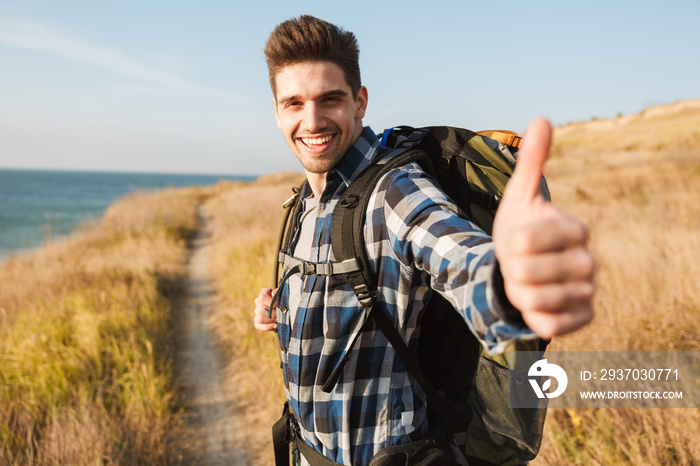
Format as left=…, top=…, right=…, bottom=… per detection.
left=275, top=127, right=535, bottom=465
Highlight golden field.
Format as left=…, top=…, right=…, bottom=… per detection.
left=1, top=99, right=699, bottom=465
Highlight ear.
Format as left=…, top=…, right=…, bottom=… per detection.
left=273, top=97, right=281, bottom=129
left=355, top=86, right=368, bottom=120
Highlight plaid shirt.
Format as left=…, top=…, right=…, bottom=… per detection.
left=276, top=127, right=535, bottom=465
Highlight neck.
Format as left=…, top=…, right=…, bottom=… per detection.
left=305, top=172, right=326, bottom=197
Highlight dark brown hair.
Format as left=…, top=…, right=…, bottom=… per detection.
left=264, top=15, right=361, bottom=99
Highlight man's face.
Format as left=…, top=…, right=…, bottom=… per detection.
left=274, top=61, right=368, bottom=175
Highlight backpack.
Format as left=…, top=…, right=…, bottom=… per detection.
left=272, top=126, right=550, bottom=466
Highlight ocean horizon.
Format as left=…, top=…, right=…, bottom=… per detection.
left=0, top=167, right=256, bottom=258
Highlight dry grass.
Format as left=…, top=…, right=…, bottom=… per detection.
left=0, top=185, right=211, bottom=465
left=552, top=99, right=700, bottom=159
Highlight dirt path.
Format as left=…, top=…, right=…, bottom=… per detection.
left=174, top=204, right=248, bottom=465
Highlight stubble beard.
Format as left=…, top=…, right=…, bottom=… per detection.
left=292, top=121, right=357, bottom=175
left=295, top=148, right=345, bottom=175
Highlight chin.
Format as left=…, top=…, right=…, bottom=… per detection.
left=301, top=161, right=336, bottom=175
left=298, top=152, right=343, bottom=175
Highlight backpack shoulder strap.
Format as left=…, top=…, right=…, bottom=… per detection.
left=329, top=147, right=431, bottom=307
left=272, top=183, right=305, bottom=286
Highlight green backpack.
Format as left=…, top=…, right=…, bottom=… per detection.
left=273, top=126, right=551, bottom=465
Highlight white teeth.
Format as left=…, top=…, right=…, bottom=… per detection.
left=301, top=135, right=333, bottom=146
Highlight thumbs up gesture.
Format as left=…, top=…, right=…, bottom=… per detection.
left=492, top=118, right=595, bottom=339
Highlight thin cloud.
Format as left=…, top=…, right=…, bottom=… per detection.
left=0, top=19, right=242, bottom=102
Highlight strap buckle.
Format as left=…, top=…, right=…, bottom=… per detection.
left=354, top=283, right=376, bottom=307
left=302, top=261, right=317, bottom=275
left=302, top=261, right=336, bottom=275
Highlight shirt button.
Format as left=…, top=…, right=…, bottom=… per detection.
left=281, top=306, right=288, bottom=314
left=281, top=347, right=287, bottom=353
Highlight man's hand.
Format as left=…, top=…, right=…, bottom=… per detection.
left=492, top=118, right=595, bottom=339
left=254, top=287, right=278, bottom=331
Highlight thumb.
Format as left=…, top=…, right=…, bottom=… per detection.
left=506, top=118, right=552, bottom=202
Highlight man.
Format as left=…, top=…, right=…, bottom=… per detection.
left=254, top=15, right=595, bottom=465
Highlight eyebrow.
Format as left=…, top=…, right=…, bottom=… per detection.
left=278, top=89, right=350, bottom=105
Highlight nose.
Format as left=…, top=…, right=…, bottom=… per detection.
left=300, top=102, right=326, bottom=133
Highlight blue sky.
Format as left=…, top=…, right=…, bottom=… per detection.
left=1, top=1, right=698, bottom=176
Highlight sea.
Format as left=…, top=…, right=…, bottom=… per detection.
left=0, top=168, right=255, bottom=259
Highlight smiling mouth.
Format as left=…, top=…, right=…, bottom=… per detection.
left=300, top=134, right=334, bottom=147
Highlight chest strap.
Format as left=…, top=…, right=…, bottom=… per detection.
left=268, top=253, right=361, bottom=318
left=278, top=252, right=361, bottom=276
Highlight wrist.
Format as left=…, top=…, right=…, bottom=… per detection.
left=492, top=259, right=526, bottom=327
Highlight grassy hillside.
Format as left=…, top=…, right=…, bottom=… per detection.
left=0, top=185, right=216, bottom=464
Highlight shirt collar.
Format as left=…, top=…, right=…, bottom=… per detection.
left=332, top=126, right=381, bottom=187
